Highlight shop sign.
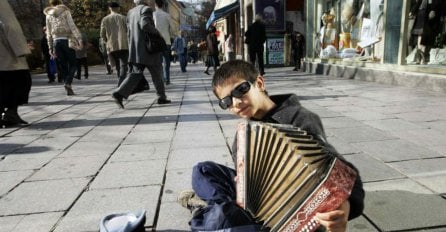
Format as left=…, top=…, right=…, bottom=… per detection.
left=266, top=37, right=284, bottom=65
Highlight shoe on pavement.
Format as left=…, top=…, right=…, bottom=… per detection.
left=112, top=92, right=124, bottom=109
left=157, top=98, right=171, bottom=104
left=64, top=85, right=75, bottom=96
left=166, top=80, right=170, bottom=85
left=177, top=190, right=207, bottom=211
left=204, top=71, right=210, bottom=75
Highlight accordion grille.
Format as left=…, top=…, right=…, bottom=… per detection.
left=235, top=121, right=356, bottom=232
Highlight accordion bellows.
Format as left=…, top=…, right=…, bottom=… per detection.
left=236, top=121, right=357, bottom=232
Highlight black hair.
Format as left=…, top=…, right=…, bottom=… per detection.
left=155, top=0, right=164, bottom=8
left=212, top=60, right=259, bottom=90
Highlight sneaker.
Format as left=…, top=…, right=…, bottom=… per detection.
left=64, top=85, right=75, bottom=96
left=157, top=98, right=171, bottom=104
left=112, top=92, right=124, bottom=109
left=204, top=71, right=210, bottom=75
left=177, top=190, right=207, bottom=211
left=166, top=80, right=170, bottom=85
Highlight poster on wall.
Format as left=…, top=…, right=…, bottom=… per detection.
left=255, top=0, right=285, bottom=32
left=266, top=37, right=284, bottom=65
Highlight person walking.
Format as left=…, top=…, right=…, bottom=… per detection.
left=204, top=26, right=219, bottom=75
left=224, top=34, right=234, bottom=62
left=0, top=1, right=32, bottom=127
left=153, top=0, right=175, bottom=85
left=111, top=0, right=171, bottom=109
left=100, top=2, right=129, bottom=86
left=75, top=32, right=88, bottom=79
left=99, top=37, right=113, bottom=75
left=44, top=0, right=83, bottom=96
left=291, top=31, right=305, bottom=71
left=244, top=14, right=266, bottom=75
left=172, top=30, right=188, bottom=73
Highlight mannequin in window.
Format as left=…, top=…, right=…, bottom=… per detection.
left=410, top=0, right=443, bottom=64
left=321, top=8, right=338, bottom=50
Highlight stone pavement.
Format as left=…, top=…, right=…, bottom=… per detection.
left=0, top=62, right=445, bottom=232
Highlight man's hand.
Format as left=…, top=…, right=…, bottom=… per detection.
left=50, top=51, right=57, bottom=59
left=315, top=201, right=350, bottom=232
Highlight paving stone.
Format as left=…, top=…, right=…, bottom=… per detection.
left=348, top=216, right=380, bottom=232
left=411, top=174, right=446, bottom=194
left=395, top=111, right=442, bottom=122
left=123, top=130, right=173, bottom=144
left=172, top=131, right=228, bottom=149
left=168, top=146, right=233, bottom=170
left=352, top=139, right=442, bottom=162
left=363, top=118, right=426, bottom=132
left=110, top=142, right=170, bottom=162
left=58, top=141, right=118, bottom=157
left=364, top=190, right=446, bottom=231
left=89, top=159, right=166, bottom=189
left=326, top=136, right=362, bottom=155
left=53, top=186, right=160, bottom=232
left=0, top=170, right=33, bottom=196
left=0, top=178, right=89, bottom=215
left=156, top=201, right=191, bottom=232
left=28, top=155, right=109, bottom=181
left=363, top=178, right=434, bottom=194
left=0, top=135, right=39, bottom=155
left=0, top=212, right=63, bottom=232
left=322, top=117, right=364, bottom=129
left=389, top=157, right=446, bottom=177
left=391, top=128, right=446, bottom=147
left=0, top=154, right=56, bottom=171
left=162, top=168, right=192, bottom=203
left=343, top=153, right=404, bottom=182
left=342, top=110, right=394, bottom=121
left=328, top=126, right=395, bottom=143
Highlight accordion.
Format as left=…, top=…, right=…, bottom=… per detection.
left=235, top=121, right=357, bottom=232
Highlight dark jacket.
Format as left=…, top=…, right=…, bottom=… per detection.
left=127, top=4, right=161, bottom=66
left=244, top=21, right=266, bottom=51
left=206, top=32, right=219, bottom=56
left=231, top=93, right=365, bottom=220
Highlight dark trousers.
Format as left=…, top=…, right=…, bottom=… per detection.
left=76, top=57, right=88, bottom=79
left=190, top=161, right=259, bottom=231
left=248, top=48, right=265, bottom=75
left=161, top=45, right=171, bottom=82
left=116, top=63, right=166, bottom=100
left=292, top=48, right=303, bottom=70
left=110, top=50, right=129, bottom=86
left=54, top=39, right=77, bottom=85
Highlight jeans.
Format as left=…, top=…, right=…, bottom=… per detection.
left=179, top=53, right=187, bottom=72
left=110, top=50, right=129, bottom=86
left=190, top=161, right=259, bottom=231
left=54, top=39, right=77, bottom=85
left=161, top=45, right=171, bottom=82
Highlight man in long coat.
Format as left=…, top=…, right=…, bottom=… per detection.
left=112, top=0, right=170, bottom=108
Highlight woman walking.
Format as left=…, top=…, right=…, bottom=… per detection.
left=204, top=26, right=220, bottom=75
left=44, top=0, right=83, bottom=95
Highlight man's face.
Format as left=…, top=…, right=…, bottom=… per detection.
left=214, top=76, right=266, bottom=119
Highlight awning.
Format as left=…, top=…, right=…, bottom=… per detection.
left=206, top=0, right=239, bottom=29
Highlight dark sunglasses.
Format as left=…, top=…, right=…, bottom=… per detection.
left=219, top=81, right=251, bottom=109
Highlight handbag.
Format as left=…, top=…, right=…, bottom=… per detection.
left=49, top=58, right=57, bottom=75
left=145, top=30, right=166, bottom=54
left=139, top=6, right=166, bottom=54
